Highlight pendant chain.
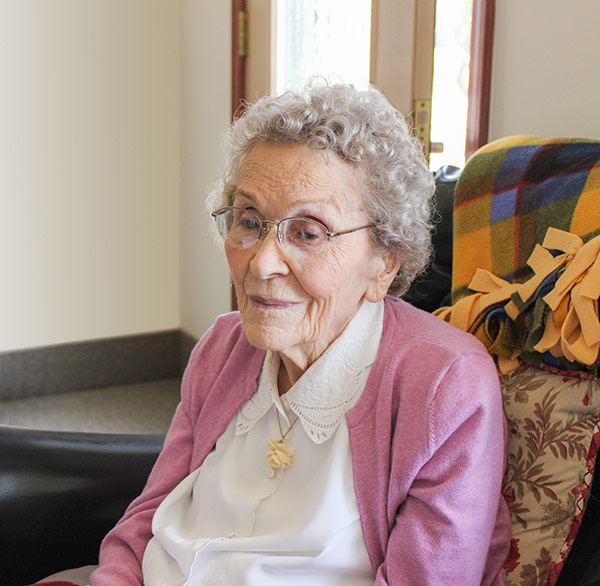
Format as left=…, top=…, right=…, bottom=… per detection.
left=276, top=408, right=299, bottom=440
left=266, top=408, right=300, bottom=470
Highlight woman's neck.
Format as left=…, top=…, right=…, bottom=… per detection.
left=277, top=354, right=305, bottom=395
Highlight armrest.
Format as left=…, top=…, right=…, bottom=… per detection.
left=1, top=425, right=163, bottom=586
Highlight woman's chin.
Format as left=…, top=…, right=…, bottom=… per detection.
left=242, top=321, right=298, bottom=354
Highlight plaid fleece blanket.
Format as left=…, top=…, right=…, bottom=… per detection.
left=452, top=135, right=600, bottom=303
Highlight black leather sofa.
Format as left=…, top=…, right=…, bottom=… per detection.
left=0, top=426, right=163, bottom=586
left=402, top=165, right=459, bottom=312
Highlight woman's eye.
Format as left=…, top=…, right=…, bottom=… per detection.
left=233, top=210, right=260, bottom=231
left=298, top=229, right=319, bottom=241
left=241, top=218, right=260, bottom=230
left=289, top=220, right=324, bottom=244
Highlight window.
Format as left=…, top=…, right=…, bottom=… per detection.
left=274, top=0, right=372, bottom=94
left=429, top=0, right=473, bottom=170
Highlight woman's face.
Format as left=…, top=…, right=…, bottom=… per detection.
left=226, top=142, right=397, bottom=372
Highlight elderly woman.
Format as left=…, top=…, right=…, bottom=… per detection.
left=38, top=81, right=510, bottom=586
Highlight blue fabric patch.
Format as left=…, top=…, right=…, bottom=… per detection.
left=494, top=145, right=541, bottom=192
left=556, top=142, right=600, bottom=165
left=491, top=188, right=518, bottom=223
left=519, top=183, right=542, bottom=214
left=538, top=172, right=589, bottom=207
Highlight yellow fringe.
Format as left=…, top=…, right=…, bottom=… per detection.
left=434, top=228, right=600, bottom=373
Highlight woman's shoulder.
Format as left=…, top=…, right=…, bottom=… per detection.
left=354, top=297, right=502, bottom=443
left=181, top=311, right=265, bottom=407
left=190, top=311, right=248, bottom=360
left=373, top=297, right=500, bottom=406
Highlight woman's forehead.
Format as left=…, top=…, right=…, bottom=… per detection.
left=237, top=142, right=363, bottom=211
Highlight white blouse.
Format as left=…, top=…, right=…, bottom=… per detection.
left=142, top=299, right=384, bottom=586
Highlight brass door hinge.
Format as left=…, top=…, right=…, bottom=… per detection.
left=238, top=11, right=249, bottom=57
left=413, top=99, right=444, bottom=159
left=414, top=99, right=431, bottom=154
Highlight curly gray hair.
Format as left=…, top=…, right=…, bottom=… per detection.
left=207, top=80, right=435, bottom=296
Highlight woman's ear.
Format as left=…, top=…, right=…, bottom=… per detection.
left=365, top=252, right=402, bottom=303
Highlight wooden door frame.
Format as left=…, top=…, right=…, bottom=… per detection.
left=233, top=0, right=495, bottom=158
left=465, top=0, right=495, bottom=159
left=232, top=0, right=247, bottom=121
left=230, top=0, right=247, bottom=309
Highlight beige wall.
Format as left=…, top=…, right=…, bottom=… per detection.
left=179, top=1, right=232, bottom=340
left=0, top=1, right=181, bottom=352
left=489, top=0, right=600, bottom=141
left=0, top=0, right=233, bottom=353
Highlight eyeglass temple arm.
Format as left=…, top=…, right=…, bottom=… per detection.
left=329, top=223, right=375, bottom=237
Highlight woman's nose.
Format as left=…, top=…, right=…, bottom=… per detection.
left=249, top=226, right=290, bottom=279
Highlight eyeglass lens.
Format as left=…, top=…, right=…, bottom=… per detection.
left=215, top=208, right=329, bottom=251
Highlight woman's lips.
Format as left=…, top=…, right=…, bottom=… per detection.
left=249, top=295, right=299, bottom=310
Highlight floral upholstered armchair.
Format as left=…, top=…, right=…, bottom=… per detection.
left=435, top=135, right=600, bottom=586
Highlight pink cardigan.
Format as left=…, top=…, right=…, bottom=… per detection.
left=90, top=297, right=510, bottom=585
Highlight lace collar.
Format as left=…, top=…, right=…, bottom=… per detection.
left=235, top=299, right=384, bottom=444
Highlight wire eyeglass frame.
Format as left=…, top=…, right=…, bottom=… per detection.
left=211, top=206, right=374, bottom=255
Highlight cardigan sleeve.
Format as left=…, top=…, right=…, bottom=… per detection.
left=377, top=352, right=510, bottom=586
left=89, top=314, right=260, bottom=586
left=89, top=398, right=195, bottom=586
left=88, top=323, right=220, bottom=586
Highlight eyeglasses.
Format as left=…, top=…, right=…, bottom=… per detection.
left=211, top=206, right=374, bottom=256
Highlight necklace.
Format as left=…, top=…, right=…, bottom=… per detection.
left=266, top=409, right=300, bottom=470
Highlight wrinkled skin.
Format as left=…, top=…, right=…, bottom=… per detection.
left=226, top=142, right=399, bottom=393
